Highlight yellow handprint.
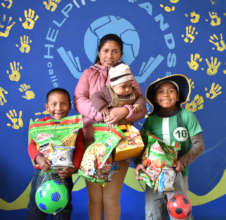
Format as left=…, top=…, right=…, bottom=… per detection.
left=19, top=8, right=39, bottom=30
left=0, top=14, right=15, bottom=38
left=190, top=11, right=200, bottom=23
left=0, top=87, right=8, bottom=106
left=6, top=61, right=22, bottom=82
left=43, top=0, right=61, bottom=12
left=6, top=109, right=23, bottom=129
left=169, top=0, right=180, bottom=3
left=1, top=0, right=13, bottom=8
left=182, top=25, right=198, bottom=43
left=19, top=83, right=35, bottom=100
left=187, top=53, right=202, bottom=71
left=209, top=33, right=226, bottom=52
left=160, top=4, right=175, bottom=12
left=188, top=78, right=195, bottom=89
left=185, top=94, right=204, bottom=112
left=16, top=35, right=32, bottom=53
left=205, top=82, right=222, bottom=99
left=209, top=11, right=221, bottom=26
left=205, top=56, right=221, bottom=76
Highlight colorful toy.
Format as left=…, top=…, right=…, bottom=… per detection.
left=167, top=194, right=192, bottom=219
left=35, top=180, right=68, bottom=214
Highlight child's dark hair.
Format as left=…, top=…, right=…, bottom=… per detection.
left=46, top=88, right=71, bottom=106
left=94, top=34, right=123, bottom=64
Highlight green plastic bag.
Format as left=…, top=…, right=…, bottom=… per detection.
left=139, top=134, right=180, bottom=190
left=78, top=124, right=125, bottom=184
left=29, top=115, right=82, bottom=168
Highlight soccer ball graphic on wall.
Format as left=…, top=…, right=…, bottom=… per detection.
left=84, top=15, right=140, bottom=65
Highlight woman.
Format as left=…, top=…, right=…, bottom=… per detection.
left=74, top=33, right=146, bottom=220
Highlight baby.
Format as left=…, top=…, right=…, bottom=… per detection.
left=91, top=63, right=143, bottom=124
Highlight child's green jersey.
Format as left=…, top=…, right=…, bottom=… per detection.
left=142, top=108, right=202, bottom=176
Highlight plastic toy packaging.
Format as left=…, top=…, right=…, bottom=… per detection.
left=78, top=123, right=124, bottom=184
left=139, top=134, right=180, bottom=192
left=29, top=115, right=82, bottom=169
left=113, top=124, right=144, bottom=161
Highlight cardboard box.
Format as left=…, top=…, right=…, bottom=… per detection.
left=113, top=125, right=144, bottom=161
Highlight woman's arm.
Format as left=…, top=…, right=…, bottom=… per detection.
left=74, top=69, right=102, bottom=121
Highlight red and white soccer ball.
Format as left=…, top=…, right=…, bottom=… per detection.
left=167, top=194, right=192, bottom=219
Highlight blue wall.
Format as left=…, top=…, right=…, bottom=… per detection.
left=0, top=0, right=226, bottom=219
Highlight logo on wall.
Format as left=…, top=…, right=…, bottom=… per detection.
left=43, top=1, right=178, bottom=86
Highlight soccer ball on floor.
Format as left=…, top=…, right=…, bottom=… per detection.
left=35, top=180, right=68, bottom=214
left=167, top=194, right=192, bottom=219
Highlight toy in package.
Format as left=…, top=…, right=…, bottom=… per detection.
left=78, top=124, right=124, bottom=184
left=113, top=124, right=144, bottom=161
left=139, top=134, right=180, bottom=192
left=29, top=115, right=82, bottom=169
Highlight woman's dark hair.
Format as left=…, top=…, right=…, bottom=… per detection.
left=94, top=34, right=123, bottom=64
left=46, top=88, right=71, bottom=106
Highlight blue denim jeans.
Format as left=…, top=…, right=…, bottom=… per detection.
left=25, top=170, right=73, bottom=220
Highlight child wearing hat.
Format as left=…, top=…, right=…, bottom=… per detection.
left=91, top=63, right=143, bottom=125
left=135, top=74, right=205, bottom=220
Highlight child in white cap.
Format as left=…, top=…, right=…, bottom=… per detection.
left=91, top=63, right=144, bottom=124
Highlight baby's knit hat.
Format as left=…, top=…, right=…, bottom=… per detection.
left=109, top=63, right=134, bottom=86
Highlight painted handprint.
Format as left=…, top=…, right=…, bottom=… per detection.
left=19, top=8, right=39, bottom=30
left=182, top=25, right=198, bottom=43
left=209, top=33, right=225, bottom=52
left=190, top=11, right=200, bottom=23
left=0, top=14, right=15, bottom=38
left=209, top=11, right=221, bottom=26
left=160, top=4, right=175, bottom=12
left=43, top=0, right=61, bottom=12
left=187, top=53, right=202, bottom=71
left=6, top=109, right=23, bottom=129
left=6, top=61, right=22, bottom=82
left=16, top=35, right=32, bottom=53
left=18, top=84, right=35, bottom=100
left=0, top=87, right=8, bottom=106
left=1, top=0, right=13, bottom=8
left=205, top=56, right=221, bottom=76
left=185, top=94, right=204, bottom=112
left=205, top=82, right=222, bottom=99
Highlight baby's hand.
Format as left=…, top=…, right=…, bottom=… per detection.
left=173, top=160, right=184, bottom=173
left=133, top=104, right=142, bottom=113
left=134, top=164, right=145, bottom=181
left=36, top=154, right=51, bottom=171
left=101, top=106, right=110, bottom=120
left=57, top=167, right=76, bottom=179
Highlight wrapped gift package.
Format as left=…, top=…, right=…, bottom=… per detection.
left=113, top=125, right=144, bottom=161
